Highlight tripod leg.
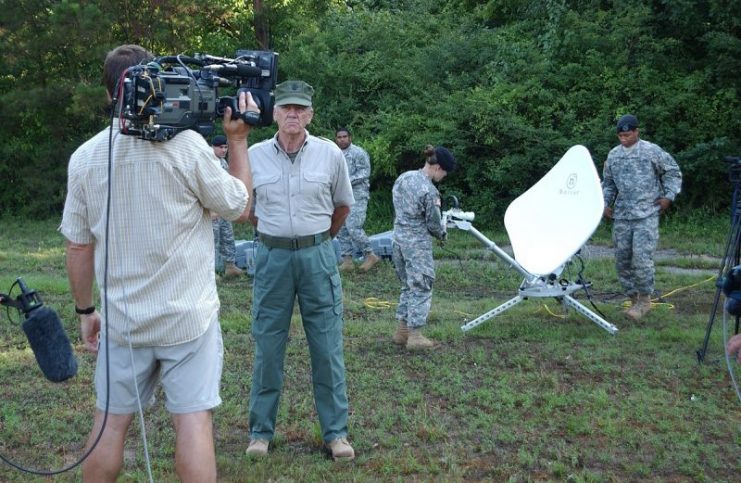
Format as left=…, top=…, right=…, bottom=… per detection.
left=563, top=295, right=618, bottom=334
left=698, top=287, right=725, bottom=362
left=460, top=295, right=525, bottom=332
left=698, top=203, right=741, bottom=362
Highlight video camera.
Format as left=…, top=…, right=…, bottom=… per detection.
left=115, top=50, right=278, bottom=141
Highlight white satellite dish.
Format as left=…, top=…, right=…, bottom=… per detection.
left=503, top=144, right=604, bottom=275
left=444, top=144, right=617, bottom=335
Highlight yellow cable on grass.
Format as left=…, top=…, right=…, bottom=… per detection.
left=619, top=275, right=715, bottom=309
left=541, top=303, right=567, bottom=319
left=363, top=297, right=397, bottom=310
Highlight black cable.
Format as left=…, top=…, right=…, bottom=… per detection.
left=568, top=252, right=610, bottom=320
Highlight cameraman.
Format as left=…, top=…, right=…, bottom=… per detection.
left=60, top=44, right=256, bottom=482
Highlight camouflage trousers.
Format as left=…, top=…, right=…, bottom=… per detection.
left=392, top=241, right=435, bottom=328
left=612, top=215, right=659, bottom=296
left=212, top=217, right=237, bottom=266
left=337, top=196, right=372, bottom=257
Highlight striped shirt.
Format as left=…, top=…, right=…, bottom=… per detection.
left=60, top=127, right=248, bottom=346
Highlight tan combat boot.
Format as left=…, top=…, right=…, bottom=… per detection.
left=623, top=294, right=638, bottom=315
left=224, top=263, right=244, bottom=278
left=326, top=437, right=355, bottom=461
left=339, top=256, right=354, bottom=272
left=392, top=320, right=409, bottom=345
left=245, top=439, right=269, bottom=457
left=406, top=328, right=435, bottom=350
left=358, top=253, right=381, bottom=272
left=626, top=294, right=652, bottom=320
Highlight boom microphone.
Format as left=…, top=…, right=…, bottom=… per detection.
left=1, top=278, right=78, bottom=382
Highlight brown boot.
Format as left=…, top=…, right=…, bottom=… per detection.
left=626, top=294, right=652, bottom=320
left=392, top=320, right=409, bottom=345
left=224, top=263, right=244, bottom=278
left=358, top=253, right=380, bottom=272
left=406, top=328, right=435, bottom=350
left=339, top=256, right=354, bottom=272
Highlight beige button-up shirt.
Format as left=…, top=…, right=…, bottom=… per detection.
left=60, top=128, right=248, bottom=346
left=249, top=131, right=354, bottom=238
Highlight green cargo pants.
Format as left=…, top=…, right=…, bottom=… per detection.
left=248, top=239, right=349, bottom=443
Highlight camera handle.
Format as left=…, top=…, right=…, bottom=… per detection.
left=217, top=89, right=263, bottom=126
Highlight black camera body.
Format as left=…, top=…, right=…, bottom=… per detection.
left=116, top=50, right=278, bottom=141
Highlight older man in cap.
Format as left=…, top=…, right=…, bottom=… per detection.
left=245, top=80, right=356, bottom=460
left=602, top=114, right=682, bottom=320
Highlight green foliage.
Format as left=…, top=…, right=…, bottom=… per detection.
left=1, top=0, right=739, bottom=223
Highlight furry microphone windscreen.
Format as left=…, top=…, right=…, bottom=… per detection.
left=21, top=306, right=78, bottom=382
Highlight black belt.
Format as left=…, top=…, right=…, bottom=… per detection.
left=259, top=231, right=330, bottom=250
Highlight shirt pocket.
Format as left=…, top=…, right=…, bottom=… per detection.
left=302, top=171, right=331, bottom=203
left=254, top=173, right=281, bottom=206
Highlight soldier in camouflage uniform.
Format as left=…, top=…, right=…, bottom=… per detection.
left=211, top=135, right=244, bottom=278
left=334, top=128, right=380, bottom=272
left=392, top=145, right=457, bottom=349
left=602, top=114, right=682, bottom=320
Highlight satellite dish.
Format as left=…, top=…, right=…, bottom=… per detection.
left=503, top=145, right=604, bottom=275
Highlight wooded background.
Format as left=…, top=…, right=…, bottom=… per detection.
left=1, top=0, right=739, bottom=224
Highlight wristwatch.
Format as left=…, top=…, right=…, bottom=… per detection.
left=75, top=305, right=96, bottom=315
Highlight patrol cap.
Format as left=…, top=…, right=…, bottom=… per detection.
left=435, top=146, right=457, bottom=173
left=616, top=114, right=639, bottom=132
left=211, top=135, right=227, bottom=146
left=274, top=80, right=314, bottom=107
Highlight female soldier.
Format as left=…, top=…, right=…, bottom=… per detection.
left=391, top=145, right=457, bottom=349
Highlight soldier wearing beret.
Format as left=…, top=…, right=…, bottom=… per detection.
left=391, top=145, right=457, bottom=349
left=211, top=134, right=245, bottom=278
left=335, top=127, right=381, bottom=273
left=602, top=114, right=682, bottom=320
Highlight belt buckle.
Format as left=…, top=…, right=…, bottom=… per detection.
left=291, top=238, right=300, bottom=250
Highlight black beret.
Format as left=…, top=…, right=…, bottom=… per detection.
left=435, top=146, right=457, bottom=173
left=616, top=114, right=639, bottom=132
left=211, top=135, right=227, bottom=146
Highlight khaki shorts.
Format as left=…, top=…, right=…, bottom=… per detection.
left=94, top=320, right=223, bottom=414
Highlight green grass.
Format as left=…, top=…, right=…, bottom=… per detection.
left=0, top=216, right=739, bottom=482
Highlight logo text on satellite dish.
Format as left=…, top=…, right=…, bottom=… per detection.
left=559, top=173, right=580, bottom=195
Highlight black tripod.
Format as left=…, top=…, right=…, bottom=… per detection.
left=697, top=156, right=741, bottom=363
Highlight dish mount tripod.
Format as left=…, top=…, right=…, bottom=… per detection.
left=442, top=208, right=618, bottom=335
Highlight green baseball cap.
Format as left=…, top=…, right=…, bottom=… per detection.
left=274, top=80, right=314, bottom=107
